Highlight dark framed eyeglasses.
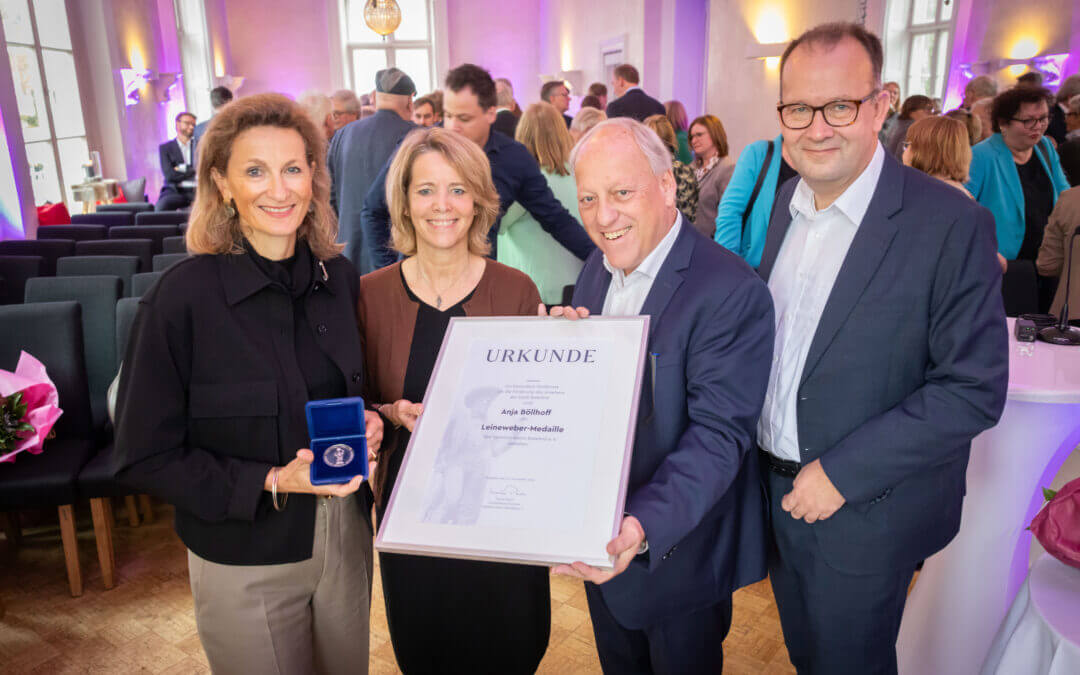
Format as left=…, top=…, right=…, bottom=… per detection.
left=777, top=90, right=880, bottom=130
left=1010, top=115, right=1050, bottom=130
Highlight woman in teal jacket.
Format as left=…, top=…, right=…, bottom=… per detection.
left=967, top=134, right=1070, bottom=260
left=713, top=135, right=785, bottom=269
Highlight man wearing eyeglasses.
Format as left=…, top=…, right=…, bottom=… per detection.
left=967, top=86, right=1071, bottom=312
left=758, top=22, right=1008, bottom=674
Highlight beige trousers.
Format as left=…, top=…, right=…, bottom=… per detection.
left=188, top=495, right=372, bottom=675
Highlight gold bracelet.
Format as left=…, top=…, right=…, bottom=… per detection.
left=271, top=467, right=288, bottom=512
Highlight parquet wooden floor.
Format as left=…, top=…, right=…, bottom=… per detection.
left=0, top=502, right=796, bottom=674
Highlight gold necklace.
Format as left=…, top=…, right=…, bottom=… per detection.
left=417, top=259, right=472, bottom=309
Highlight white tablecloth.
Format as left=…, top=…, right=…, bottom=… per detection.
left=982, top=555, right=1080, bottom=675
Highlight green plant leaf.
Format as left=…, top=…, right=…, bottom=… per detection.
left=1043, top=487, right=1058, bottom=502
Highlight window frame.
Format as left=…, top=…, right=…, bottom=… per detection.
left=899, top=0, right=956, bottom=102
left=340, top=0, right=437, bottom=96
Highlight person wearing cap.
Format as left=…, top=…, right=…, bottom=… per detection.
left=328, top=67, right=416, bottom=272
left=360, top=63, right=596, bottom=270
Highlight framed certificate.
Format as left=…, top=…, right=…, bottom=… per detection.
left=376, top=316, right=650, bottom=569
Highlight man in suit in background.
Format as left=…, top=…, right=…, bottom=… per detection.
left=550, top=117, right=774, bottom=674
left=156, top=112, right=197, bottom=211
left=758, top=22, right=1008, bottom=673
left=493, top=77, right=518, bottom=138
left=541, top=80, right=573, bottom=128
left=361, top=64, right=595, bottom=269
left=605, top=64, right=665, bottom=122
left=327, top=67, right=416, bottom=271
left=329, top=89, right=362, bottom=136
left=192, top=86, right=233, bottom=152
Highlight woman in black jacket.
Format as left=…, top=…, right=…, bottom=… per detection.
left=114, top=93, right=382, bottom=675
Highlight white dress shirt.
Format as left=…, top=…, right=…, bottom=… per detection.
left=177, top=138, right=195, bottom=188
left=601, top=213, right=683, bottom=316
left=758, top=143, right=886, bottom=462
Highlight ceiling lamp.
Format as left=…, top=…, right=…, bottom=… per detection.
left=364, top=0, right=402, bottom=37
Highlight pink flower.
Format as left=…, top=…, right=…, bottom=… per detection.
left=0, top=351, right=63, bottom=463
left=1031, top=476, right=1080, bottom=570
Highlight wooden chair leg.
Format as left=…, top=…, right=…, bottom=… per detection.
left=138, top=494, right=154, bottom=524
left=124, top=495, right=140, bottom=527
left=58, top=505, right=82, bottom=597
left=89, top=498, right=116, bottom=590
left=1, top=511, right=21, bottom=547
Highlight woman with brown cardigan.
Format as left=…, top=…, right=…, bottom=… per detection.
left=357, top=127, right=547, bottom=674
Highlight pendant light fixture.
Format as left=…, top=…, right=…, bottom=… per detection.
left=364, top=0, right=402, bottom=37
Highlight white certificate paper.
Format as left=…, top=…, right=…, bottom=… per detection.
left=376, top=316, right=649, bottom=569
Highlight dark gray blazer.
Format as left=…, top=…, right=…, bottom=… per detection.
left=605, top=88, right=666, bottom=122
left=758, top=153, right=1009, bottom=574
left=327, top=109, right=416, bottom=272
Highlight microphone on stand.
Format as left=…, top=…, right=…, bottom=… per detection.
left=1037, top=226, right=1080, bottom=346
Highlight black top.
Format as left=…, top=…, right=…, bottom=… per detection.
left=376, top=268, right=549, bottom=675
left=605, top=87, right=667, bottom=122
left=1016, top=151, right=1055, bottom=261
left=113, top=239, right=369, bottom=565
left=776, top=155, right=799, bottom=195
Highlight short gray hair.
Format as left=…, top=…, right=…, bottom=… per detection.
left=330, top=89, right=361, bottom=114
left=1069, top=94, right=1080, bottom=114
left=570, top=117, right=671, bottom=176
left=570, top=107, right=606, bottom=136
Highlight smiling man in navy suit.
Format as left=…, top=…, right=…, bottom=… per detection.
left=547, top=117, right=774, bottom=674
left=758, top=23, right=1008, bottom=674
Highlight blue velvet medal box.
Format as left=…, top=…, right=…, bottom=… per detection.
left=306, top=397, right=368, bottom=485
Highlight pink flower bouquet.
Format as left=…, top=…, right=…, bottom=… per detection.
left=0, top=351, right=63, bottom=463
left=1030, top=478, right=1080, bottom=570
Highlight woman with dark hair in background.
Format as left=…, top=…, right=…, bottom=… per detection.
left=664, top=99, right=693, bottom=164
left=885, top=94, right=935, bottom=156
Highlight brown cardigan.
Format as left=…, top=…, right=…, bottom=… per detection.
left=357, top=258, right=542, bottom=503
left=1037, top=186, right=1080, bottom=321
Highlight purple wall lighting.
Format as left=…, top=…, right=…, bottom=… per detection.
left=0, top=114, right=25, bottom=240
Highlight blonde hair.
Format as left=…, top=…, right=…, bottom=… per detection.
left=643, top=114, right=678, bottom=157
left=186, top=93, right=341, bottom=259
left=570, top=107, right=606, bottom=138
left=515, top=102, right=574, bottom=176
left=385, top=127, right=499, bottom=257
left=905, top=116, right=972, bottom=183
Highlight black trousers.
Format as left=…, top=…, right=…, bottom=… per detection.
left=585, top=582, right=732, bottom=675
left=156, top=188, right=193, bottom=211
left=765, top=468, right=915, bottom=675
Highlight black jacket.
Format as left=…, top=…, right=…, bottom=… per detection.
left=113, top=243, right=369, bottom=565
left=605, top=88, right=666, bottom=122
left=159, top=138, right=196, bottom=194
left=492, top=109, right=518, bottom=139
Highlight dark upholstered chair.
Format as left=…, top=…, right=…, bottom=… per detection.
left=135, top=211, right=188, bottom=226
left=0, top=301, right=96, bottom=596
left=75, top=239, right=152, bottom=273
left=152, top=253, right=187, bottom=272
left=25, top=276, right=122, bottom=433
left=118, top=178, right=147, bottom=203
left=57, top=256, right=140, bottom=297
left=36, top=225, right=108, bottom=242
left=130, top=272, right=162, bottom=298
left=161, top=235, right=187, bottom=254
left=108, top=225, right=178, bottom=255
left=71, top=212, right=132, bottom=227
left=0, top=256, right=43, bottom=305
left=98, top=203, right=153, bottom=215
left=0, top=240, right=74, bottom=276
left=115, top=297, right=140, bottom=361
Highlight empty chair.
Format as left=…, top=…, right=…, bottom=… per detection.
left=36, top=224, right=108, bottom=242
left=25, top=275, right=122, bottom=432
left=75, top=239, right=152, bottom=273
left=135, top=211, right=188, bottom=226
left=97, top=203, right=153, bottom=215
left=0, top=256, right=44, bottom=305
left=57, top=255, right=140, bottom=297
left=119, top=177, right=147, bottom=203
left=152, top=252, right=187, bottom=272
left=0, top=239, right=74, bottom=276
left=162, top=235, right=187, bottom=254
left=72, top=212, right=132, bottom=227
left=0, top=301, right=97, bottom=596
left=108, top=224, right=178, bottom=255
left=130, top=272, right=162, bottom=298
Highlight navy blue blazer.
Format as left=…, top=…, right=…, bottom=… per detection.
left=573, top=218, right=774, bottom=629
left=361, top=129, right=596, bottom=269
left=605, top=88, right=666, bottom=123
left=159, top=139, right=195, bottom=194
left=758, top=153, right=1009, bottom=574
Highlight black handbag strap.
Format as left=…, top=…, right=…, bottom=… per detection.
left=741, top=141, right=775, bottom=243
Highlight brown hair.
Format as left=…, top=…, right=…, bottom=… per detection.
left=944, top=108, right=982, bottom=146
left=588, top=82, right=607, bottom=98
left=613, top=64, right=640, bottom=84
left=991, top=85, right=1052, bottom=133
left=664, top=100, right=688, bottom=131
left=385, top=127, right=499, bottom=257
left=643, top=114, right=678, bottom=157
left=688, top=114, right=729, bottom=159
left=904, top=116, right=971, bottom=183
left=516, top=102, right=574, bottom=176
left=186, top=93, right=341, bottom=259
left=899, top=95, right=934, bottom=120
left=414, top=94, right=442, bottom=116
left=780, top=22, right=883, bottom=97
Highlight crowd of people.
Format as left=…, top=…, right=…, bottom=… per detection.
left=123, top=18, right=1080, bottom=675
